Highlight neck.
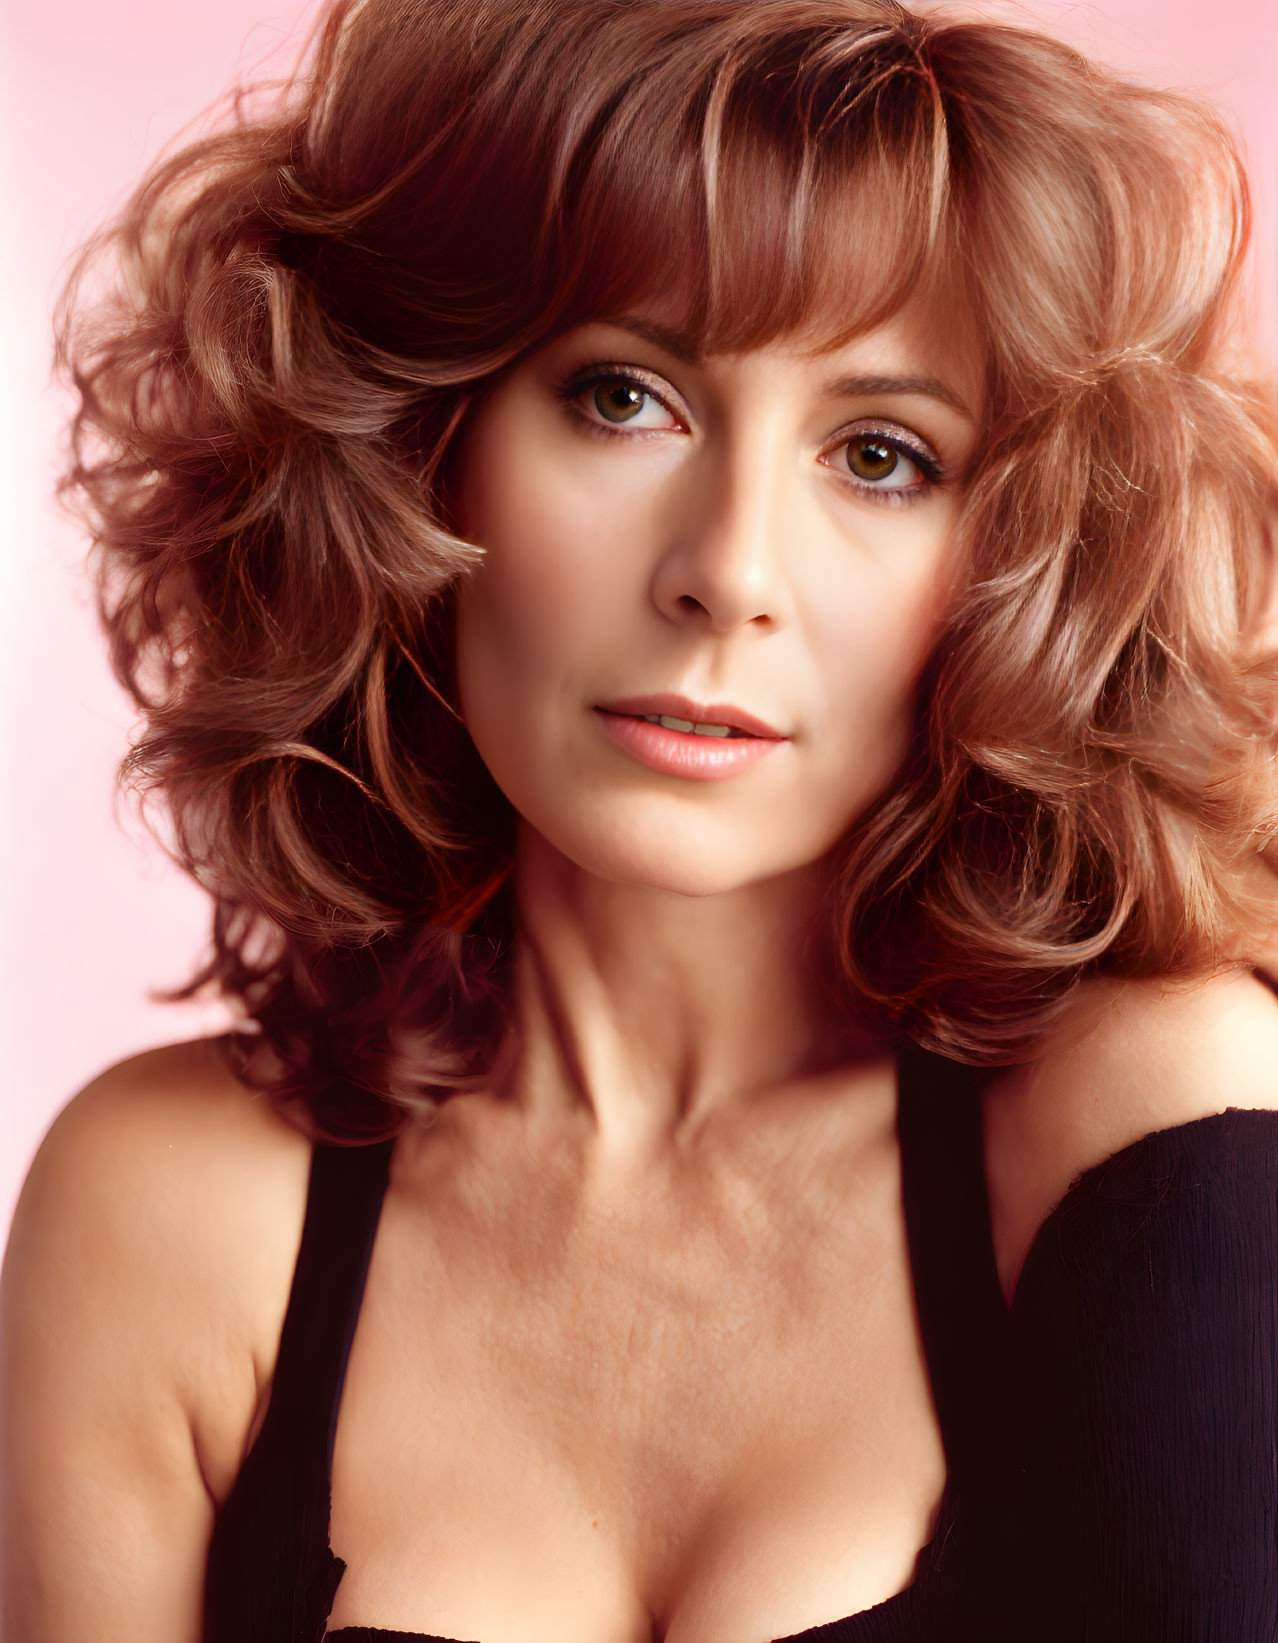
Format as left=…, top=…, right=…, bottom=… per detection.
left=488, top=824, right=882, bottom=1164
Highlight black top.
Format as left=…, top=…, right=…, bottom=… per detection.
left=202, top=1041, right=1278, bottom=1642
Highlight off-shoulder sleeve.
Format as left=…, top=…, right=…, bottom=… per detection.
left=998, top=1108, right=1278, bottom=1640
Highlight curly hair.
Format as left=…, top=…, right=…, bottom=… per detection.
left=54, top=0, right=1278, bottom=1140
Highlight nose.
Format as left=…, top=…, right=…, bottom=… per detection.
left=650, top=427, right=796, bottom=634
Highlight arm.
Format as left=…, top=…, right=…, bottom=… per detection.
left=1005, top=1108, right=1278, bottom=1638
left=0, top=1040, right=309, bottom=1643
left=980, top=969, right=1278, bottom=1638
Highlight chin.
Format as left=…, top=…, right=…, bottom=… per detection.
left=520, top=808, right=817, bottom=901
left=597, top=856, right=762, bottom=899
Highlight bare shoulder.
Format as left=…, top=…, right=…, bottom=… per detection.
left=980, top=968, right=1278, bottom=1307
left=20, top=1033, right=314, bottom=1212
left=3, top=1036, right=314, bottom=1504
left=8, top=1037, right=314, bottom=1337
left=1, top=1037, right=319, bottom=1635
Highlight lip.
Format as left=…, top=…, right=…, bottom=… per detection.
left=593, top=708, right=787, bottom=781
left=595, top=693, right=789, bottom=739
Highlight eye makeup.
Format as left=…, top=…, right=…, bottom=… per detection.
left=552, top=361, right=687, bottom=433
left=820, top=421, right=946, bottom=508
left=550, top=361, right=951, bottom=509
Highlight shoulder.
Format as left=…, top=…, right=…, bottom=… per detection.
left=7, top=1036, right=315, bottom=1306
left=980, top=967, right=1278, bottom=1307
left=2, top=1036, right=315, bottom=1503
left=17, top=1033, right=314, bottom=1201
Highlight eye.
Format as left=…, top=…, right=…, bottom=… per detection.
left=554, top=366, right=683, bottom=436
left=591, top=379, right=661, bottom=426
left=824, top=426, right=943, bottom=506
left=847, top=436, right=913, bottom=485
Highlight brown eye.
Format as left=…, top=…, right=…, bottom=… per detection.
left=593, top=379, right=647, bottom=423
left=846, top=436, right=900, bottom=482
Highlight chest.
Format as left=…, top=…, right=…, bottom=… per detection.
left=323, top=1117, right=949, bottom=1642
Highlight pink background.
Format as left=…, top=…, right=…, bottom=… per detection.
left=3, top=0, right=1277, bottom=1234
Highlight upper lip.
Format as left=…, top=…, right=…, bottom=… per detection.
left=596, top=693, right=789, bottom=739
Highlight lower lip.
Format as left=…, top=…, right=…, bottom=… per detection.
left=593, top=710, right=787, bottom=780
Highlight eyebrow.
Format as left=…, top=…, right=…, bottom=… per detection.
left=609, top=315, right=975, bottom=422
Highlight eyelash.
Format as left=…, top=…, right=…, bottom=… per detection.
left=552, top=362, right=947, bottom=509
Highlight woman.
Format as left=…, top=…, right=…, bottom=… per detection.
left=4, top=0, right=1278, bottom=1637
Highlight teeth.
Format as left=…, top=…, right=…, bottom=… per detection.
left=640, top=713, right=738, bottom=738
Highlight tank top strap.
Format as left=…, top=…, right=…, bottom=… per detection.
left=262, top=1137, right=397, bottom=1467
left=894, top=1037, right=1014, bottom=1493
left=203, top=1135, right=396, bottom=1643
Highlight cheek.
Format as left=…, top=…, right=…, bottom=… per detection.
left=456, top=403, right=620, bottom=599
left=810, top=525, right=956, bottom=735
left=454, top=491, right=616, bottom=691
left=450, top=407, right=640, bottom=733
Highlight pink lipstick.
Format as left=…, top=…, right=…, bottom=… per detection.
left=593, top=695, right=790, bottom=781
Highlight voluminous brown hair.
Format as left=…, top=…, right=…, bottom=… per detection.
left=56, top=0, right=1278, bottom=1139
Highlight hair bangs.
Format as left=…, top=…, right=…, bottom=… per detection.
left=542, top=17, right=959, bottom=360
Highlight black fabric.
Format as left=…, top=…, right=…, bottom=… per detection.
left=1000, top=1107, right=1278, bottom=1641
left=202, top=1138, right=396, bottom=1643
left=201, top=1044, right=1278, bottom=1642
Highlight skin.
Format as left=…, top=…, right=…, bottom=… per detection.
left=321, top=303, right=993, bottom=1636
left=448, top=298, right=983, bottom=1158
left=4, top=298, right=1278, bottom=1643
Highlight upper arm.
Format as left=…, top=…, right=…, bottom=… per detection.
left=0, top=1038, right=311, bottom=1643
left=981, top=966, right=1278, bottom=1308
left=995, top=1101, right=1278, bottom=1639
left=975, top=971, right=1278, bottom=1636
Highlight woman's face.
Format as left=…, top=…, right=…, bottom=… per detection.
left=449, top=300, right=982, bottom=897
